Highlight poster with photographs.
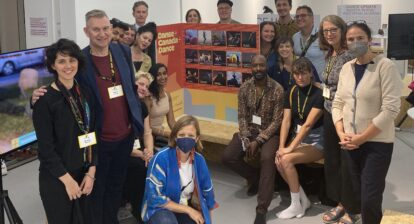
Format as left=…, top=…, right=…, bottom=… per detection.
left=185, top=49, right=198, bottom=64
left=226, top=51, right=241, bottom=67
left=213, top=51, right=226, bottom=66
left=212, top=31, right=226, bottom=46
left=242, top=73, right=252, bottom=83
left=242, top=32, right=257, bottom=48
left=242, top=52, right=256, bottom=68
left=198, top=30, right=212, bottom=45
left=186, top=68, right=199, bottom=83
left=185, top=29, right=198, bottom=45
left=212, top=71, right=227, bottom=86
left=227, top=71, right=242, bottom=87
left=227, top=31, right=241, bottom=47
left=199, top=69, right=212, bottom=84
left=199, top=50, right=213, bottom=65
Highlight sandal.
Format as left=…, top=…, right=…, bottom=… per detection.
left=338, top=213, right=361, bottom=224
left=322, top=206, right=345, bottom=223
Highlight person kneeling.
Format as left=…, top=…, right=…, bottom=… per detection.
left=275, top=57, right=324, bottom=219
left=141, top=115, right=218, bottom=224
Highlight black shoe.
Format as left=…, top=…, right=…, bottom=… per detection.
left=247, top=182, right=259, bottom=196
left=254, top=212, right=266, bottom=224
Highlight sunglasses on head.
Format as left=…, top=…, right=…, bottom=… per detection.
left=346, top=20, right=367, bottom=27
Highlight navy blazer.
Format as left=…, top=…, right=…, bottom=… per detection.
left=78, top=43, right=143, bottom=137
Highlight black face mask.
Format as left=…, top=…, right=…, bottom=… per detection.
left=253, top=72, right=266, bottom=80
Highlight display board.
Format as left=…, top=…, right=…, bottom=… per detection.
left=156, top=23, right=259, bottom=121
left=338, top=4, right=382, bottom=34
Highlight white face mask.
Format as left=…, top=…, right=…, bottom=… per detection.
left=348, top=41, right=369, bottom=57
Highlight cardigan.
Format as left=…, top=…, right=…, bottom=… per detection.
left=332, top=54, right=402, bottom=143
left=141, top=147, right=217, bottom=224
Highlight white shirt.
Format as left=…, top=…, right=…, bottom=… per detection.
left=179, top=160, right=194, bottom=205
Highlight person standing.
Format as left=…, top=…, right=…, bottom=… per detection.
left=292, top=5, right=326, bottom=81
left=216, top=0, right=241, bottom=24
left=222, top=55, right=284, bottom=224
left=274, top=0, right=299, bottom=39
left=259, top=21, right=278, bottom=79
left=33, top=38, right=97, bottom=224
left=132, top=1, right=148, bottom=31
left=332, top=21, right=402, bottom=224
left=318, top=15, right=361, bottom=224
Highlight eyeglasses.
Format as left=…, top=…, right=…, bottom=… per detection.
left=294, top=14, right=310, bottom=20
left=346, top=20, right=367, bottom=26
left=323, top=28, right=338, bottom=35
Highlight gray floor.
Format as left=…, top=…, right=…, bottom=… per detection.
left=3, top=128, right=414, bottom=224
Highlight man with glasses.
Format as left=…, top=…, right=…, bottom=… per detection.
left=274, top=0, right=299, bottom=39
left=217, top=0, right=241, bottom=24
left=292, top=5, right=326, bottom=81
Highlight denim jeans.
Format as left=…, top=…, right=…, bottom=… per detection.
left=147, top=209, right=196, bottom=224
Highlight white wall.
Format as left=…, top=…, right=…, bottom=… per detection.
left=24, top=0, right=55, bottom=48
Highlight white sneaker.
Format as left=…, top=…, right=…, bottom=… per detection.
left=1, top=160, right=7, bottom=176
left=277, top=204, right=303, bottom=219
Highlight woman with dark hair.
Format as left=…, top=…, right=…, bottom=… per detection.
left=148, top=63, right=176, bottom=142
left=275, top=57, right=324, bottom=219
left=332, top=21, right=402, bottom=224
left=131, top=22, right=157, bottom=72
left=318, top=15, right=360, bottom=224
left=259, top=21, right=278, bottom=78
left=32, top=38, right=97, bottom=224
left=271, top=37, right=321, bottom=91
left=185, top=9, right=202, bottom=23
left=141, top=115, right=217, bottom=224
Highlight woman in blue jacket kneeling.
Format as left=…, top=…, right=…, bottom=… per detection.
left=141, top=115, right=218, bottom=224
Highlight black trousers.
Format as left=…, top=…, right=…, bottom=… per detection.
left=222, top=133, right=279, bottom=214
left=323, top=109, right=360, bottom=214
left=346, top=141, right=393, bottom=224
left=39, top=169, right=92, bottom=224
left=123, top=156, right=147, bottom=222
left=91, top=133, right=134, bottom=224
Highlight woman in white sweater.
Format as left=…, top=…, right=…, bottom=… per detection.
left=332, top=21, right=402, bottom=224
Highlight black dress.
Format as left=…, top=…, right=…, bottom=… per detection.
left=33, top=85, right=97, bottom=224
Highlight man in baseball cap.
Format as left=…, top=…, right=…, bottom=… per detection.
left=217, top=0, right=241, bottom=24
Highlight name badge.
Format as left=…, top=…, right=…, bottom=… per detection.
left=133, top=139, right=141, bottom=150
left=252, top=115, right=262, bottom=125
left=323, top=86, right=331, bottom=99
left=108, top=85, right=124, bottom=99
left=78, top=132, right=97, bottom=148
left=296, top=125, right=302, bottom=133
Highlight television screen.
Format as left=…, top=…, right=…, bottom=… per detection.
left=387, top=13, right=414, bottom=60
left=0, top=47, right=53, bottom=155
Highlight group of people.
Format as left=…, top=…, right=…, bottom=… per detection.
left=28, top=0, right=403, bottom=224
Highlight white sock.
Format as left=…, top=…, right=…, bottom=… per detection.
left=277, top=192, right=302, bottom=219
left=297, top=186, right=311, bottom=218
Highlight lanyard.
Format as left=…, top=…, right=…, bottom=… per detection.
left=56, top=80, right=92, bottom=164
left=91, top=51, right=116, bottom=85
left=254, top=87, right=265, bottom=113
left=297, top=84, right=313, bottom=120
left=323, top=55, right=337, bottom=84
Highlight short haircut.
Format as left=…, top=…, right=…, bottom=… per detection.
left=275, top=0, right=292, bottom=7
left=133, top=1, right=148, bottom=11
left=85, top=9, right=108, bottom=23
left=296, top=5, right=313, bottom=16
left=168, top=115, right=203, bottom=151
left=318, top=15, right=347, bottom=54
left=135, top=70, right=153, bottom=84
left=292, top=57, right=313, bottom=74
left=185, top=9, right=202, bottom=23
left=45, top=38, right=86, bottom=80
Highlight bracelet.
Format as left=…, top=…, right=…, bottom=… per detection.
left=85, top=173, right=95, bottom=181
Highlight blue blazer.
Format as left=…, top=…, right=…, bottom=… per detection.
left=78, top=43, right=143, bottom=136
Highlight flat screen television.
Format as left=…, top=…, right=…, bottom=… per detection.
left=387, top=13, right=414, bottom=60
left=0, top=47, right=53, bottom=156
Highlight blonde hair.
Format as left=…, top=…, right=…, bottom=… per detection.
left=168, top=115, right=203, bottom=151
left=135, top=71, right=153, bottom=84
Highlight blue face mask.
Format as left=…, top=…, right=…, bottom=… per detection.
left=176, top=137, right=196, bottom=153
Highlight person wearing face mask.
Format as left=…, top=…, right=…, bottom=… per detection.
left=131, top=22, right=157, bottom=72
left=123, top=71, right=154, bottom=223
left=141, top=115, right=218, bottom=224
left=222, top=55, right=284, bottom=224
left=332, top=21, right=402, bottom=224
